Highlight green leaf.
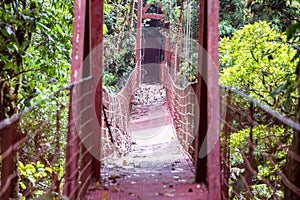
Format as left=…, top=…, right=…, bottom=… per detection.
left=20, top=182, right=27, bottom=190
left=36, top=22, right=51, bottom=32
left=45, top=167, right=53, bottom=173
left=291, top=50, right=300, bottom=62
left=3, top=62, right=14, bottom=70
left=18, top=161, right=25, bottom=170
left=286, top=23, right=300, bottom=41
left=103, top=23, right=108, bottom=35
left=36, top=161, right=44, bottom=168
left=25, top=164, right=36, bottom=173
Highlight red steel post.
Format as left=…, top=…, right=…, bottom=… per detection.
left=195, top=0, right=207, bottom=183
left=64, top=0, right=87, bottom=197
left=195, top=1, right=221, bottom=199
left=206, top=0, right=221, bottom=199
left=136, top=0, right=142, bottom=85
left=90, top=0, right=104, bottom=181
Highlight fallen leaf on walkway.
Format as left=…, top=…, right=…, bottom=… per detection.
left=155, top=192, right=175, bottom=197
left=173, top=175, right=180, bottom=179
left=108, top=175, right=121, bottom=180
left=96, top=181, right=101, bottom=187
left=129, top=192, right=135, bottom=196
left=102, top=192, right=108, bottom=199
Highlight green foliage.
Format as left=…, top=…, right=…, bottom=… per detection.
left=220, top=21, right=297, bottom=116
left=104, top=0, right=136, bottom=35
left=18, top=161, right=53, bottom=191
left=18, top=90, right=68, bottom=198
left=219, top=0, right=248, bottom=37
left=229, top=125, right=293, bottom=199
left=103, top=0, right=136, bottom=92
left=0, top=1, right=73, bottom=119
left=0, top=0, right=73, bottom=198
left=179, top=53, right=198, bottom=84
left=103, top=34, right=135, bottom=92
left=287, top=22, right=300, bottom=62
left=219, top=0, right=300, bottom=37
left=147, top=0, right=181, bottom=25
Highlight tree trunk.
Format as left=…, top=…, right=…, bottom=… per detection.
left=285, top=60, right=300, bottom=199
left=1, top=121, right=20, bottom=199
left=127, top=0, right=135, bottom=31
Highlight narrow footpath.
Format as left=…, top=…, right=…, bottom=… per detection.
left=86, top=84, right=207, bottom=200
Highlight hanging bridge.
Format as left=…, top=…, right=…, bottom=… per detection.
left=1, top=0, right=300, bottom=199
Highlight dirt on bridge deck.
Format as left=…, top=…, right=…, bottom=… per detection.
left=85, top=84, right=207, bottom=199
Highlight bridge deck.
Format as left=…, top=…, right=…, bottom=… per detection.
left=85, top=84, right=207, bottom=199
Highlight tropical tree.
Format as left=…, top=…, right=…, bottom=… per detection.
left=0, top=0, right=73, bottom=198
left=220, top=21, right=298, bottom=116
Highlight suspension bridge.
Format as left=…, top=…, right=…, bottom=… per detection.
left=1, top=0, right=300, bottom=199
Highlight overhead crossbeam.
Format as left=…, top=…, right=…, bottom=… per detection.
left=142, top=3, right=165, bottom=20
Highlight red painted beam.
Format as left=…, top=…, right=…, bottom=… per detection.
left=90, top=0, right=103, bottom=181
left=142, top=3, right=164, bottom=15
left=0, top=123, right=18, bottom=199
left=65, top=0, right=104, bottom=198
left=136, top=0, right=142, bottom=85
left=195, top=0, right=207, bottom=184
left=206, top=0, right=221, bottom=199
left=142, top=13, right=165, bottom=20
left=195, top=0, right=221, bottom=199
left=64, top=0, right=87, bottom=197
left=142, top=4, right=151, bottom=15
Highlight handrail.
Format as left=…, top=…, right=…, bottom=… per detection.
left=160, top=62, right=198, bottom=158
left=220, top=85, right=300, bottom=199
left=221, top=85, right=300, bottom=132
left=100, top=66, right=139, bottom=159
left=0, top=76, right=93, bottom=131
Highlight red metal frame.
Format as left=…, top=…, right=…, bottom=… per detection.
left=66, top=0, right=220, bottom=198
left=142, top=3, right=165, bottom=20
left=65, top=0, right=103, bottom=198
left=196, top=0, right=221, bottom=199
left=136, top=0, right=142, bottom=85
left=206, top=0, right=221, bottom=199
left=64, top=0, right=87, bottom=197
left=90, top=0, right=103, bottom=181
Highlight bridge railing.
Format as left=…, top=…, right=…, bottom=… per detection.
left=0, top=76, right=104, bottom=199
left=220, top=86, right=300, bottom=199
left=101, top=67, right=139, bottom=159
left=160, top=62, right=198, bottom=159
left=0, top=83, right=74, bottom=199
